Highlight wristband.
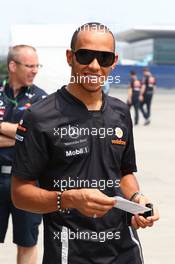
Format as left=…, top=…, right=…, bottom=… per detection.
left=57, top=190, right=69, bottom=213
left=129, top=191, right=144, bottom=202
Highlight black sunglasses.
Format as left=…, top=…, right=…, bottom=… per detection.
left=72, top=49, right=116, bottom=67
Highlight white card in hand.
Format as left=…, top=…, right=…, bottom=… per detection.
left=113, top=196, right=151, bottom=215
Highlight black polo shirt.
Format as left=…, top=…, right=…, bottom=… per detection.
left=0, top=79, right=47, bottom=165
left=143, top=76, right=156, bottom=95
left=13, top=86, right=138, bottom=264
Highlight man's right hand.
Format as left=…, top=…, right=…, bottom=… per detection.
left=139, top=95, right=144, bottom=102
left=62, top=188, right=116, bottom=218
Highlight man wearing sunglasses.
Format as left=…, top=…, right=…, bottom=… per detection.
left=0, top=45, right=47, bottom=264
left=12, top=23, right=159, bottom=264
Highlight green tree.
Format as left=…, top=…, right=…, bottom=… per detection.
left=0, top=60, right=8, bottom=81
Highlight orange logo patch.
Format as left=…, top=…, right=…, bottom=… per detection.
left=111, top=139, right=126, bottom=145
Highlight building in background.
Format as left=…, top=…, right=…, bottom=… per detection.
left=10, top=24, right=80, bottom=93
left=117, top=26, right=175, bottom=65
left=112, top=26, right=175, bottom=88
left=6, top=25, right=175, bottom=90
left=10, top=23, right=119, bottom=93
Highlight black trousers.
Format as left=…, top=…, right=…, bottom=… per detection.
left=128, top=94, right=140, bottom=125
left=140, top=93, right=153, bottom=120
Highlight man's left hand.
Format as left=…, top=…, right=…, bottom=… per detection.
left=131, top=194, right=159, bottom=229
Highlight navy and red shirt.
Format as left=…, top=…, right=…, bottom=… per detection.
left=142, top=75, right=156, bottom=95
left=0, top=79, right=47, bottom=165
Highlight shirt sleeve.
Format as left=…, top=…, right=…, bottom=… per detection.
left=120, top=108, right=137, bottom=176
left=12, top=109, right=49, bottom=181
left=32, top=89, right=48, bottom=103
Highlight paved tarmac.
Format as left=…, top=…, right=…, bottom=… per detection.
left=0, top=88, right=175, bottom=263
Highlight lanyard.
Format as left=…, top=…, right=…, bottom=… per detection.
left=2, top=79, right=30, bottom=107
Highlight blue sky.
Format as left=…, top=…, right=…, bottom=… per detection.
left=0, top=0, right=175, bottom=46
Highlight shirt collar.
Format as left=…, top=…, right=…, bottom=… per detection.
left=4, top=83, right=30, bottom=99
left=58, top=85, right=107, bottom=113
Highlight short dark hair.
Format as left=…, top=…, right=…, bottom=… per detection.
left=70, top=22, right=116, bottom=52
left=130, top=70, right=136, bottom=75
